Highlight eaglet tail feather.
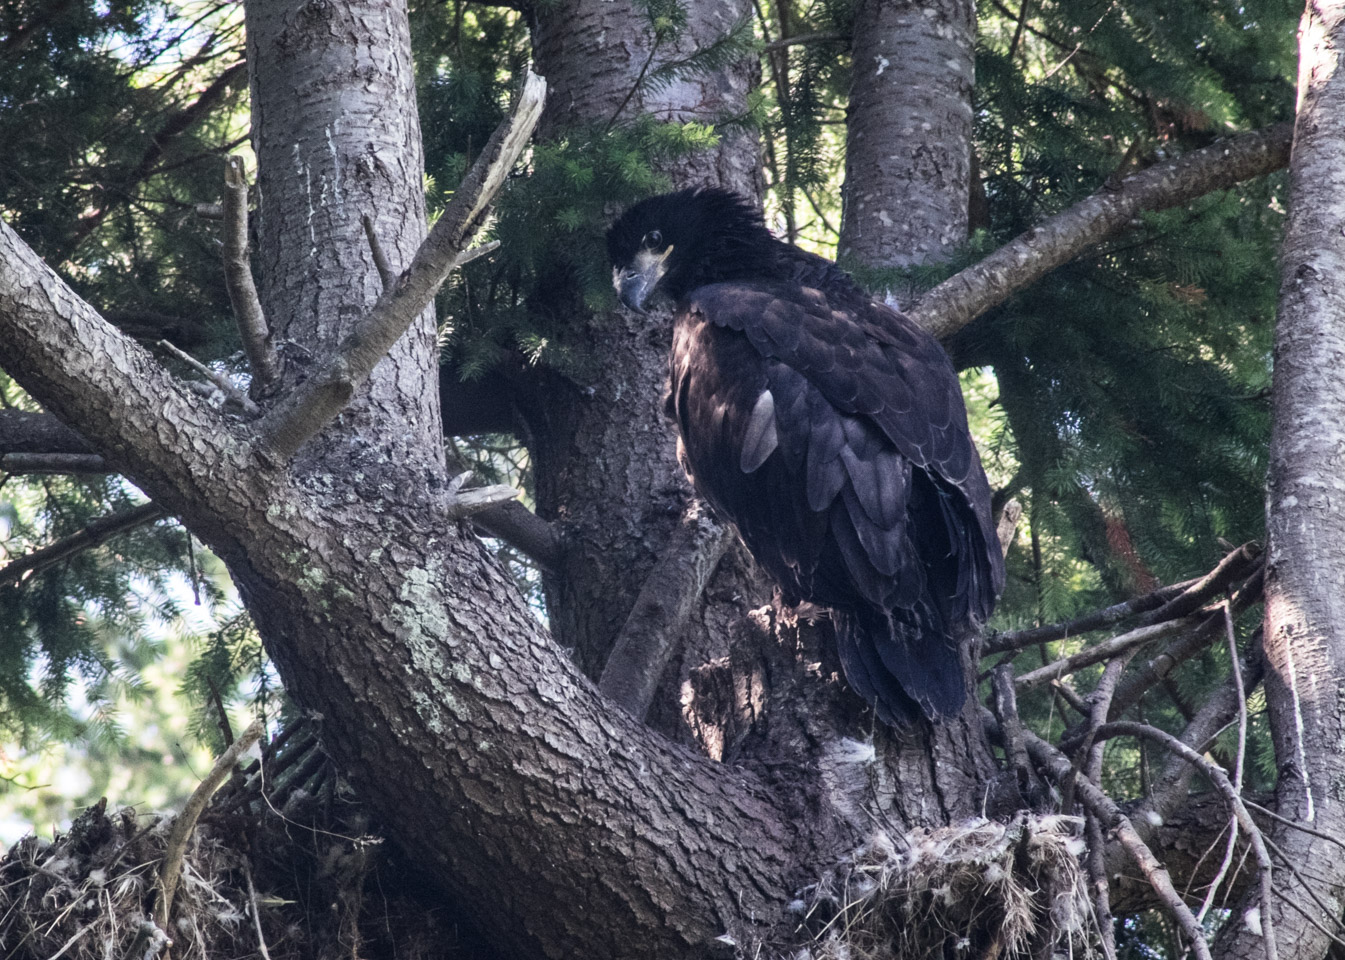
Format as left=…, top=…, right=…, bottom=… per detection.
left=832, top=604, right=968, bottom=725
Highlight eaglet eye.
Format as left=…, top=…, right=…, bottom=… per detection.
left=641, top=230, right=663, bottom=250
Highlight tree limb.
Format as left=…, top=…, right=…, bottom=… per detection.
left=257, top=70, right=547, bottom=461
left=1091, top=720, right=1277, bottom=960
left=0, top=409, right=93, bottom=455
left=908, top=122, right=1293, bottom=339
left=155, top=719, right=264, bottom=928
left=471, top=498, right=563, bottom=572
left=0, top=453, right=108, bottom=474
left=0, top=501, right=166, bottom=587
left=598, top=501, right=735, bottom=718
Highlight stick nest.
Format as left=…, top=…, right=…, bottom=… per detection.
left=0, top=792, right=464, bottom=960
left=795, top=813, right=1102, bottom=960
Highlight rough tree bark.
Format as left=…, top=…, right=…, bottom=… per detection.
left=838, top=0, right=976, bottom=274
left=1217, top=3, right=1345, bottom=958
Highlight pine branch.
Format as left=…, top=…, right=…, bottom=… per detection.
left=909, top=122, right=1294, bottom=339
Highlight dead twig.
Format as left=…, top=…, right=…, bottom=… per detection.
left=158, top=339, right=260, bottom=416
left=221, top=155, right=279, bottom=399
left=0, top=502, right=166, bottom=588
left=155, top=719, right=264, bottom=928
left=1022, top=728, right=1214, bottom=960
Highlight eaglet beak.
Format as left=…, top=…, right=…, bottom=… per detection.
left=614, top=245, right=674, bottom=313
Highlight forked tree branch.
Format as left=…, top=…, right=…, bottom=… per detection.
left=910, top=122, right=1293, bottom=339
left=1092, top=720, right=1277, bottom=960
left=257, top=70, right=547, bottom=461
left=1022, top=728, right=1214, bottom=960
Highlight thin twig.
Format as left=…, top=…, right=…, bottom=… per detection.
left=155, top=719, right=264, bottom=928
left=43, top=919, right=98, bottom=960
left=1015, top=617, right=1193, bottom=690
left=0, top=501, right=166, bottom=587
left=1244, top=801, right=1345, bottom=856
left=158, top=339, right=261, bottom=416
left=221, top=155, right=278, bottom=399
left=242, top=861, right=274, bottom=960
left=760, top=29, right=846, bottom=52
left=1197, top=600, right=1251, bottom=922
left=986, top=578, right=1196, bottom=654
left=362, top=213, right=397, bottom=290
left=1264, top=835, right=1345, bottom=949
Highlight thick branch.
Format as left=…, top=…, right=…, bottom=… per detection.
left=0, top=502, right=166, bottom=587
left=221, top=156, right=278, bottom=398
left=471, top=498, right=563, bottom=572
left=598, top=502, right=735, bottom=718
left=908, top=123, right=1294, bottom=339
left=257, top=70, right=546, bottom=461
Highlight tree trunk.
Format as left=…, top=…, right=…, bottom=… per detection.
left=1217, top=3, right=1345, bottom=958
left=526, top=0, right=764, bottom=698
left=245, top=0, right=443, bottom=477
left=838, top=0, right=976, bottom=278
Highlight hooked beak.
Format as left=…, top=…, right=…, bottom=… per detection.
left=614, top=245, right=674, bottom=313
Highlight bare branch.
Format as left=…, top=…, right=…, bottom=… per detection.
left=362, top=213, right=397, bottom=291
left=158, top=338, right=260, bottom=416
left=909, top=123, right=1294, bottom=339
left=221, top=156, right=278, bottom=398
left=986, top=578, right=1197, bottom=654
left=760, top=30, right=847, bottom=52
left=599, top=502, right=736, bottom=718
left=1106, top=567, right=1264, bottom=720
left=1014, top=617, right=1194, bottom=691
left=988, top=542, right=1260, bottom=655
left=1092, top=721, right=1277, bottom=960
left=0, top=501, right=166, bottom=587
left=155, top=719, right=264, bottom=928
left=1022, top=728, right=1214, bottom=960
left=471, top=499, right=563, bottom=573
left=257, top=69, right=547, bottom=462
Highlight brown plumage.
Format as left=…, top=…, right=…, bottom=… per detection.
left=607, top=188, right=1003, bottom=724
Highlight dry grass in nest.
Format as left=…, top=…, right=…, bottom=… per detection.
left=0, top=792, right=463, bottom=960
left=0, top=801, right=256, bottom=960
left=794, top=813, right=1101, bottom=960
